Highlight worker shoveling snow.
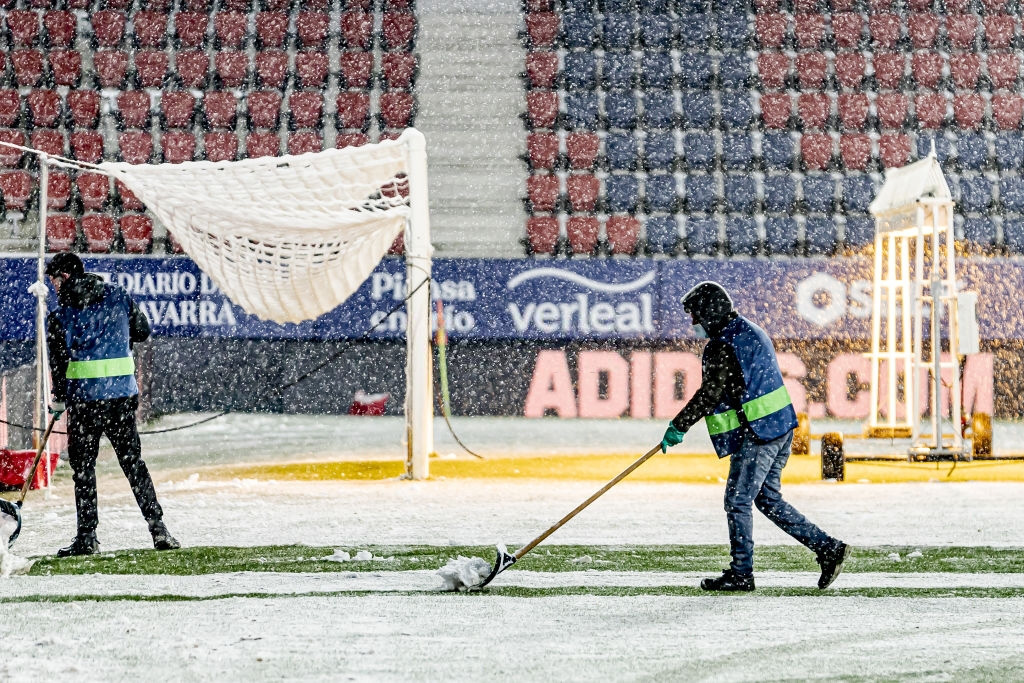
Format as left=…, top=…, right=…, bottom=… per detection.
left=0, top=509, right=33, bottom=578
left=436, top=547, right=501, bottom=592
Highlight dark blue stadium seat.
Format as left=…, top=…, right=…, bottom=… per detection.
left=678, top=53, right=713, bottom=89
left=641, top=52, right=674, bottom=89
left=962, top=217, right=997, bottom=250
left=605, top=91, right=638, bottom=129
left=677, top=0, right=709, bottom=12
left=640, top=14, right=674, bottom=49
left=762, top=132, right=795, bottom=171
left=805, top=217, right=838, bottom=255
left=606, top=132, right=639, bottom=171
left=565, top=92, right=599, bottom=129
left=762, top=175, right=797, bottom=214
left=958, top=175, right=993, bottom=213
left=562, top=13, right=598, bottom=49
left=764, top=217, right=799, bottom=256
left=1001, top=176, right=1024, bottom=213
left=640, top=0, right=670, bottom=12
left=726, top=216, right=758, bottom=256
left=643, top=131, right=676, bottom=170
left=681, top=92, right=713, bottom=129
left=715, top=0, right=747, bottom=12
left=563, top=0, right=597, bottom=12
left=720, top=92, right=752, bottom=129
left=563, top=52, right=597, bottom=90
left=802, top=175, right=835, bottom=215
left=645, top=214, right=679, bottom=253
left=603, top=13, right=635, bottom=50
left=684, top=173, right=717, bottom=213
left=956, top=134, right=989, bottom=172
left=644, top=173, right=679, bottom=212
left=642, top=90, right=676, bottom=129
left=606, top=174, right=640, bottom=212
left=682, top=132, right=715, bottom=171
left=724, top=173, right=756, bottom=213
left=716, top=14, right=748, bottom=50
left=679, top=14, right=710, bottom=49
left=916, top=134, right=952, bottom=165
left=844, top=216, right=874, bottom=249
left=720, top=133, right=753, bottom=171
left=995, top=134, right=1024, bottom=171
left=685, top=215, right=719, bottom=256
left=602, top=52, right=637, bottom=89
left=842, top=175, right=876, bottom=214
left=717, top=54, right=749, bottom=89
left=1003, top=218, right=1024, bottom=253
left=603, top=0, right=635, bottom=10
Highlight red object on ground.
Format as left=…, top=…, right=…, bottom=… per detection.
left=348, top=391, right=389, bottom=416
left=0, top=449, right=60, bottom=490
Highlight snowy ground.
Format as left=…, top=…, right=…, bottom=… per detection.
left=2, top=415, right=1024, bottom=681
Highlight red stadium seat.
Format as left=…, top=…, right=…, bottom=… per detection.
left=133, top=11, right=168, bottom=48
left=907, top=13, right=939, bottom=49
left=161, top=91, right=197, bottom=129
left=119, top=131, right=153, bottom=164
left=381, top=52, right=417, bottom=89
left=379, top=92, right=414, bottom=129
left=797, top=93, right=830, bottom=130
left=339, top=51, right=373, bottom=89
left=27, top=89, right=61, bottom=128
left=527, top=174, right=559, bottom=212
left=757, top=53, right=789, bottom=90
left=93, top=49, right=129, bottom=88
left=288, top=91, right=323, bottom=129
left=566, top=132, right=599, bottom=170
left=203, top=132, right=238, bottom=162
left=297, top=11, right=330, bottom=48
left=795, top=53, right=826, bottom=90
left=526, top=216, right=559, bottom=255
left=526, top=91, right=559, bottom=129
left=526, top=132, right=559, bottom=170
left=182, top=0, right=210, bottom=10
left=868, top=13, right=900, bottom=48
left=876, top=92, right=909, bottom=129
left=793, top=13, right=825, bottom=49
left=214, top=11, right=248, bottom=48
left=0, top=171, right=32, bottom=210
left=800, top=133, right=833, bottom=171
left=70, top=131, right=103, bottom=163
left=759, top=93, right=792, bottom=129
left=82, top=213, right=115, bottom=253
left=203, top=91, right=238, bottom=129
left=255, top=50, right=288, bottom=88
left=567, top=215, right=599, bottom=254
left=339, top=11, right=373, bottom=49
left=915, top=93, right=947, bottom=129
left=116, top=180, right=144, bottom=210
left=606, top=215, right=640, bottom=255
left=953, top=94, right=985, bottom=130
left=44, top=11, right=76, bottom=47
left=947, top=15, right=978, bottom=49
left=911, top=52, right=943, bottom=90
left=49, top=49, right=82, bottom=87
left=831, top=12, right=863, bottom=49
left=46, top=215, right=77, bottom=252
left=872, top=52, right=905, bottom=90
left=525, top=52, right=558, bottom=90
left=31, top=129, right=65, bottom=156
left=382, top=11, right=415, bottom=50
left=134, top=50, right=168, bottom=88
left=0, top=130, right=26, bottom=166
left=335, top=92, right=370, bottom=130
left=255, top=11, right=288, bottom=48
left=161, top=130, right=196, bottom=163
left=247, top=90, right=282, bottom=129
left=6, top=10, right=39, bottom=45
left=906, top=0, right=934, bottom=9
left=11, top=49, right=44, bottom=86
left=984, top=15, right=1015, bottom=50
left=336, top=132, right=369, bottom=148
left=214, top=50, right=249, bottom=88
left=950, top=54, right=981, bottom=90
left=295, top=51, right=330, bottom=88
left=992, top=94, right=1024, bottom=130
left=120, top=214, right=154, bottom=253
left=76, top=173, right=110, bottom=210
left=525, top=12, right=559, bottom=47
left=116, top=90, right=152, bottom=129
left=840, top=134, right=872, bottom=171
left=878, top=134, right=911, bottom=168
left=566, top=174, right=599, bottom=212
left=287, top=131, right=323, bottom=155
left=245, top=131, right=281, bottom=158
left=174, top=12, right=208, bottom=48
left=834, top=53, right=866, bottom=89
left=175, top=50, right=209, bottom=88
left=0, top=91, right=20, bottom=128
left=838, top=93, right=869, bottom=130
left=47, top=170, right=71, bottom=209
left=755, top=13, right=786, bottom=49
left=92, top=10, right=126, bottom=47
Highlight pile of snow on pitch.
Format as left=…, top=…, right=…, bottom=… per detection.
left=437, top=546, right=504, bottom=592
left=1, top=510, right=33, bottom=578
left=323, top=549, right=392, bottom=563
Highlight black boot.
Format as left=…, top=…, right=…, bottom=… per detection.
left=817, top=541, right=850, bottom=589
left=57, top=532, right=99, bottom=557
left=149, top=520, right=180, bottom=551
left=700, top=569, right=755, bottom=592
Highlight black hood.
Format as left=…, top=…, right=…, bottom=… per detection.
left=681, top=281, right=736, bottom=336
left=59, top=273, right=107, bottom=309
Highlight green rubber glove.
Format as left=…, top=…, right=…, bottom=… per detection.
left=661, top=424, right=686, bottom=453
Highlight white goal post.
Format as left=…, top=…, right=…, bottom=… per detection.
left=99, top=129, right=435, bottom=479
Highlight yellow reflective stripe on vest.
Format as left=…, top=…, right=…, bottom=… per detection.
left=706, top=386, right=793, bottom=436
left=66, top=356, right=135, bottom=379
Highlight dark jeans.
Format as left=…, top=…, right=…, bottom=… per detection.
left=67, top=395, right=163, bottom=535
left=724, top=430, right=834, bottom=576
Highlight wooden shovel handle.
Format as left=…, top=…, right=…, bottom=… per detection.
left=18, top=414, right=59, bottom=505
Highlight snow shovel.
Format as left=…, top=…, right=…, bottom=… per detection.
left=474, top=444, right=663, bottom=589
left=0, top=414, right=59, bottom=547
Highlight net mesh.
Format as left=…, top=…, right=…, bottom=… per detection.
left=99, top=138, right=413, bottom=324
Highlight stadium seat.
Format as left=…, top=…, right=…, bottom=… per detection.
left=832, top=12, right=864, bottom=48
left=562, top=13, right=597, bottom=49
left=295, top=51, right=329, bottom=88
left=759, top=93, right=792, bottom=129
left=382, top=52, right=417, bottom=90
left=950, top=54, right=981, bottom=90
left=525, top=12, right=559, bottom=48
left=762, top=174, right=797, bottom=213
left=288, top=131, right=323, bottom=155
left=643, top=132, right=676, bottom=171
left=606, top=132, right=639, bottom=171
left=133, top=11, right=168, bottom=48
left=0, top=130, right=26, bottom=166
left=802, top=174, right=835, bottom=214
left=119, top=131, right=153, bottom=164
left=116, top=180, right=143, bottom=211
left=31, top=130, right=65, bottom=157
left=26, top=89, right=61, bottom=127
left=526, top=91, right=559, bottom=129
left=684, top=174, right=717, bottom=213
left=5, top=10, right=39, bottom=46
left=680, top=54, right=714, bottom=90
left=843, top=216, right=873, bottom=248
left=794, top=13, right=825, bottom=49
left=679, top=14, right=711, bottom=49
left=684, top=215, right=719, bottom=257
left=329, top=92, right=366, bottom=132
left=81, top=214, right=115, bottom=253
left=644, top=173, right=679, bottom=212
left=43, top=11, right=76, bottom=48
left=527, top=132, right=559, bottom=170
left=565, top=92, right=599, bottom=129
left=289, top=91, right=324, bottom=129
left=605, top=91, right=637, bottom=130
left=91, top=10, right=127, bottom=47
left=755, top=13, right=786, bottom=49
left=907, top=12, right=938, bottom=49
left=640, top=13, right=673, bottom=49
left=527, top=174, right=560, bottom=212
left=645, top=215, right=679, bottom=254
left=805, top=217, right=837, bottom=255
left=764, top=216, right=799, bottom=255
left=725, top=216, right=758, bottom=256
left=721, top=133, right=754, bottom=171
left=837, top=133, right=871, bottom=171
left=723, top=174, right=756, bottom=213
left=214, top=11, right=247, bottom=49
left=174, top=12, right=208, bottom=48
left=681, top=92, right=713, bottom=129
left=215, top=51, right=250, bottom=88
left=525, top=52, right=558, bottom=89
left=255, top=12, right=288, bottom=48
left=682, top=132, right=715, bottom=171
left=878, top=134, right=911, bottom=168
left=11, top=49, right=44, bottom=87
left=245, top=131, right=281, bottom=158
left=720, top=93, right=752, bottom=130
left=1000, top=176, right=1024, bottom=213
left=992, top=94, right=1024, bottom=131
left=49, top=49, right=82, bottom=87
left=76, top=173, right=109, bottom=209
left=876, top=92, right=909, bottom=129
left=603, top=13, right=636, bottom=50
left=953, top=94, right=985, bottom=131
left=962, top=217, right=997, bottom=251
left=176, top=50, right=210, bottom=88
left=915, top=93, right=947, bottom=129
left=70, top=131, right=103, bottom=163
left=566, top=215, right=599, bottom=254
left=716, top=13, right=747, bottom=50
left=116, top=90, right=152, bottom=129
left=801, top=133, right=833, bottom=171
left=838, top=94, right=869, bottom=131
left=199, top=131, right=236, bottom=162
left=381, top=11, right=415, bottom=50
left=133, top=50, right=167, bottom=88
left=795, top=53, right=826, bottom=91
left=797, top=93, right=830, bottom=131
left=161, top=130, right=197, bottom=164
left=566, top=174, right=600, bottom=212
left=984, top=15, right=1015, bottom=50
left=756, top=53, right=788, bottom=90
left=605, top=174, right=639, bottom=213
left=606, top=215, right=640, bottom=255
left=46, top=214, right=77, bottom=252
left=339, top=51, right=374, bottom=89
left=0, top=170, right=33, bottom=210
left=641, top=53, right=673, bottom=90
left=204, top=91, right=238, bottom=129
left=947, top=15, right=978, bottom=50
left=872, top=52, right=905, bottom=90
left=525, top=216, right=559, bottom=255
left=297, top=11, right=330, bottom=48
left=995, top=133, right=1024, bottom=169
left=762, top=132, right=796, bottom=170
left=987, top=53, right=1020, bottom=91
left=564, top=52, right=597, bottom=90
left=602, top=52, right=636, bottom=89
left=160, top=91, right=196, bottom=129
left=834, top=53, right=866, bottom=90
left=958, top=175, right=994, bottom=213
left=643, top=90, right=676, bottom=129
left=867, top=13, right=900, bottom=49
left=909, top=44, right=941, bottom=84
left=718, top=54, right=749, bottom=89
left=566, top=132, right=599, bottom=170
left=120, top=214, right=154, bottom=254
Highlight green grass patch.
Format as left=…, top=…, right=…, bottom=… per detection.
left=26, top=544, right=1024, bottom=577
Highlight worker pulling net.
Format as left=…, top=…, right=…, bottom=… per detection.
left=98, top=134, right=415, bottom=324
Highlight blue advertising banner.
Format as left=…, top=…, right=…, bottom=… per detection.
left=0, top=255, right=1019, bottom=341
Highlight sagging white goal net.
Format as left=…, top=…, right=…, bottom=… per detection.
left=96, top=128, right=435, bottom=478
